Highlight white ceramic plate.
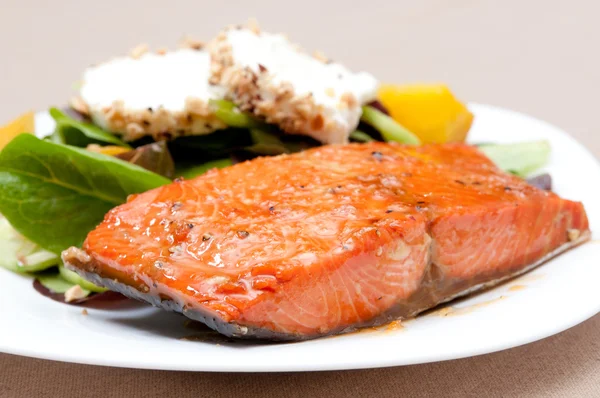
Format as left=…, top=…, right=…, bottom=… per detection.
left=1, top=104, right=599, bottom=372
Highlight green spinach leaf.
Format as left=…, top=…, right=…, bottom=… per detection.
left=49, top=108, right=131, bottom=148
left=0, top=134, right=170, bottom=254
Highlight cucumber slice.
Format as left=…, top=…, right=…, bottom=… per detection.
left=58, top=265, right=108, bottom=293
left=0, top=216, right=59, bottom=273
left=20, top=250, right=60, bottom=272
left=350, top=130, right=376, bottom=143
left=37, top=272, right=78, bottom=294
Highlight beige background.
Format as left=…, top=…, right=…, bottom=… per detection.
left=1, top=0, right=599, bottom=397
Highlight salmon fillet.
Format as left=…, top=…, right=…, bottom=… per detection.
left=62, top=143, right=590, bottom=340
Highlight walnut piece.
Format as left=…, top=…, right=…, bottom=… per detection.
left=64, top=285, right=87, bottom=303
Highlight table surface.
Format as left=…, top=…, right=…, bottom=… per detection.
left=1, top=0, right=598, bottom=397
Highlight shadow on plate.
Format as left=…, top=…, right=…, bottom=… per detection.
left=105, top=307, right=279, bottom=348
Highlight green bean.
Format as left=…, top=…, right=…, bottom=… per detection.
left=360, top=106, right=421, bottom=145
left=349, top=130, right=376, bottom=142
left=175, top=158, right=233, bottom=179
left=209, top=99, right=237, bottom=111
left=246, top=129, right=290, bottom=155
left=210, top=100, right=263, bottom=128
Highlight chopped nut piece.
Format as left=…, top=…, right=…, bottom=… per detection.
left=64, top=285, right=87, bottom=302
left=81, top=309, right=89, bottom=316
left=179, top=36, right=205, bottom=50
left=69, top=96, right=90, bottom=115
left=125, top=123, right=145, bottom=140
left=340, top=92, right=358, bottom=108
left=567, top=229, right=581, bottom=241
left=130, top=43, right=149, bottom=59
left=313, top=50, right=328, bottom=63
left=246, top=17, right=260, bottom=34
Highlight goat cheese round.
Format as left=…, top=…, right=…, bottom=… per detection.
left=79, top=48, right=226, bottom=141
left=209, top=27, right=378, bottom=144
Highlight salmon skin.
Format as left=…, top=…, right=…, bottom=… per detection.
left=62, top=143, right=590, bottom=340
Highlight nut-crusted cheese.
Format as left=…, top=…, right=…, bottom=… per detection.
left=79, top=48, right=226, bottom=141
left=210, top=27, right=378, bottom=144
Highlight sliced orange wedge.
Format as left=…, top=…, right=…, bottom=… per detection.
left=377, top=84, right=474, bottom=144
left=0, top=111, right=35, bottom=151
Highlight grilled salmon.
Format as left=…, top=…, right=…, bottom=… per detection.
left=62, top=143, right=590, bottom=340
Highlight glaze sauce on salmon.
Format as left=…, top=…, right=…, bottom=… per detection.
left=63, top=143, right=589, bottom=340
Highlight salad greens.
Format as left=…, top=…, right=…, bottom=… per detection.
left=37, top=271, right=87, bottom=294
left=0, top=216, right=93, bottom=299
left=361, top=106, right=421, bottom=145
left=350, top=130, right=376, bottom=143
left=0, top=215, right=59, bottom=273
left=0, top=134, right=169, bottom=254
left=479, top=141, right=550, bottom=177
left=49, top=108, right=131, bottom=148
left=210, top=100, right=265, bottom=129
left=176, top=158, right=233, bottom=180
left=247, top=129, right=291, bottom=155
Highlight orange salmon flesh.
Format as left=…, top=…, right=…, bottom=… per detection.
left=63, top=143, right=590, bottom=340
